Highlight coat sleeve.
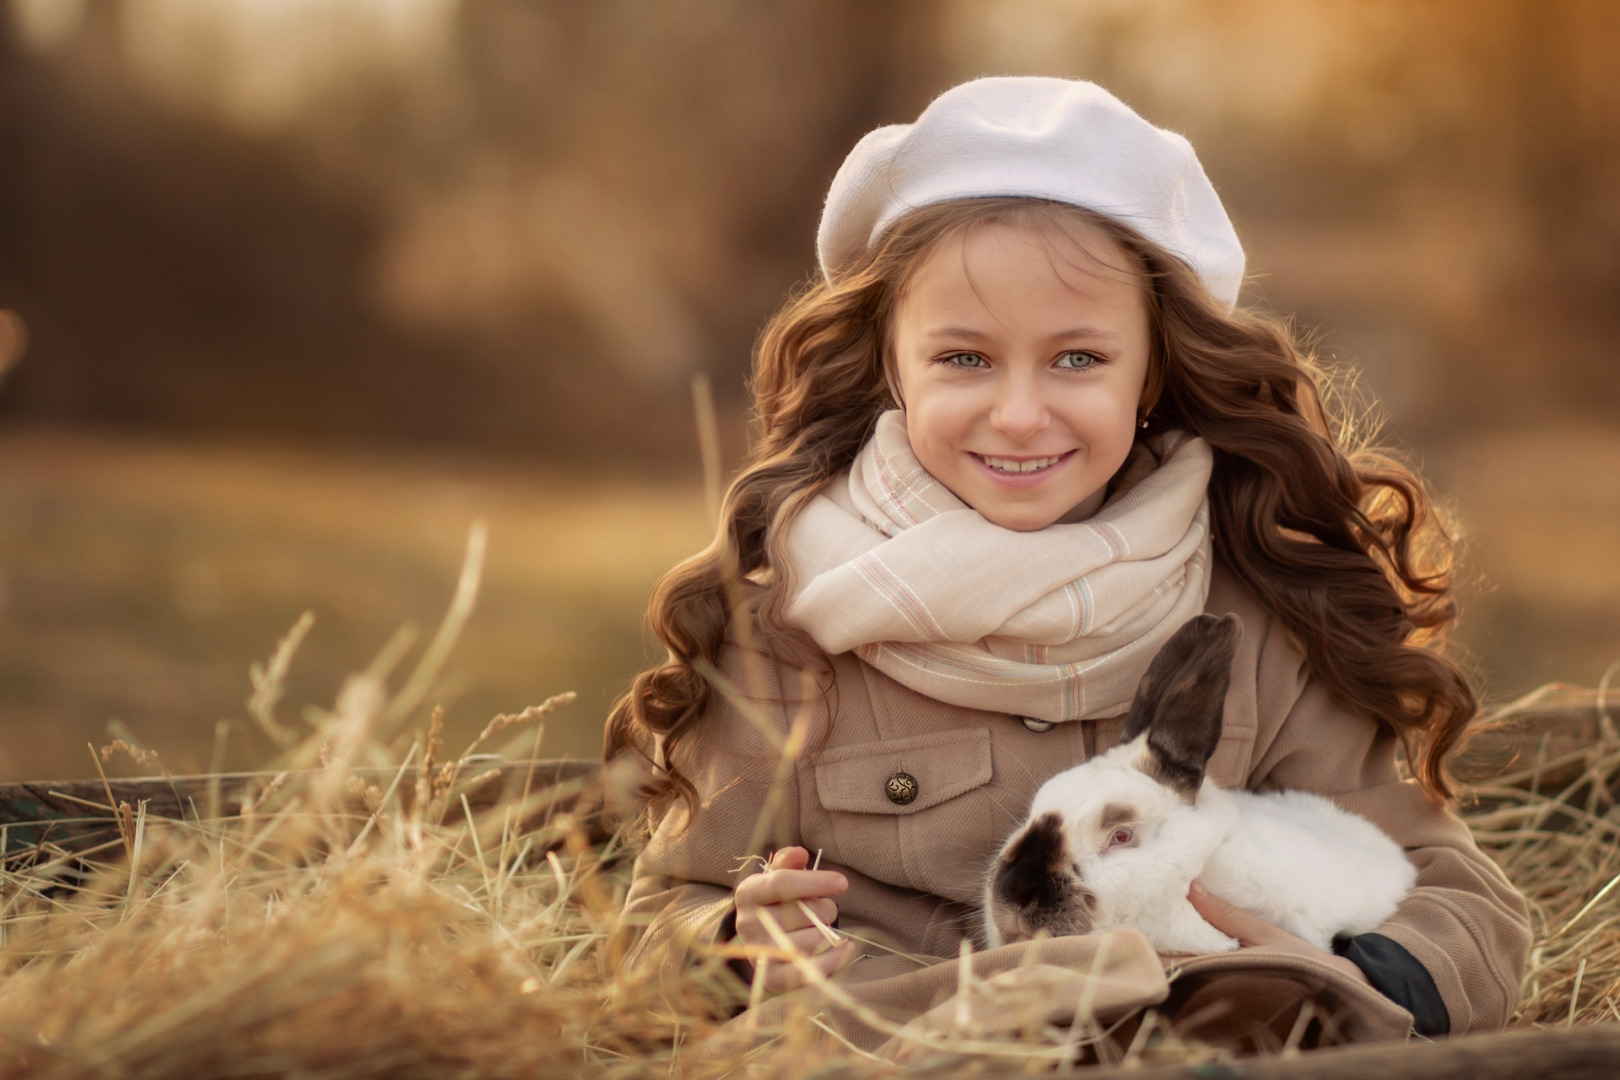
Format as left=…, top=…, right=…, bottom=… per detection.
left=1247, top=674, right=1531, bottom=1034
left=610, top=640, right=803, bottom=982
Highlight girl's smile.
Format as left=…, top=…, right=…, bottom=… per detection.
left=890, top=218, right=1152, bottom=531
left=972, top=449, right=1075, bottom=484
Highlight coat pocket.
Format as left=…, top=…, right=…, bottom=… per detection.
left=813, top=729, right=993, bottom=815
left=811, top=728, right=998, bottom=904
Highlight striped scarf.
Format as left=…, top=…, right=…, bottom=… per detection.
left=781, top=411, right=1213, bottom=723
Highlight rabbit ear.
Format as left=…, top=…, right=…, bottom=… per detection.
left=1120, top=613, right=1242, bottom=799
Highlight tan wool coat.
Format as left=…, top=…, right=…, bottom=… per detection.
left=613, top=563, right=1530, bottom=1054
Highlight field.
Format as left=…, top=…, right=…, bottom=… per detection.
left=2, top=424, right=1617, bottom=787
left=0, top=427, right=713, bottom=783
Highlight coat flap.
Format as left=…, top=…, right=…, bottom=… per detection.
left=813, top=728, right=992, bottom=815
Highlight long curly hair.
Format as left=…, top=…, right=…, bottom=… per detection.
left=603, top=197, right=1474, bottom=822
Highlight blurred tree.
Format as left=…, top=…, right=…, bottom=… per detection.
left=0, top=0, right=1614, bottom=457
left=0, top=0, right=943, bottom=463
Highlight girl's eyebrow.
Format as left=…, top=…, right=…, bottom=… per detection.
left=921, top=326, right=1122, bottom=345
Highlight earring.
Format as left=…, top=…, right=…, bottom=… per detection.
left=1138, top=416, right=1149, bottom=429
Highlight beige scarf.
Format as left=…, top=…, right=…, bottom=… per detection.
left=782, top=411, right=1213, bottom=722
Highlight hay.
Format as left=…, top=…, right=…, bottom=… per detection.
left=2, top=532, right=1616, bottom=1074
left=1466, top=677, right=1620, bottom=1028
left=7, top=692, right=1616, bottom=1080
left=0, top=747, right=733, bottom=1079
left=0, top=526, right=737, bottom=1079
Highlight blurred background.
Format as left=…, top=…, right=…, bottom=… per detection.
left=0, top=0, right=1616, bottom=781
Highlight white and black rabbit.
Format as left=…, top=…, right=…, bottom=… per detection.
left=982, top=613, right=1415, bottom=955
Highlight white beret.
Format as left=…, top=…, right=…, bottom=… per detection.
left=817, top=77, right=1245, bottom=310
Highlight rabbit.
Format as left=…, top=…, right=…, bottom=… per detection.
left=982, top=612, right=1416, bottom=956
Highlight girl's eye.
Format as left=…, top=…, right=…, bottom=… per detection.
left=1056, top=351, right=1103, bottom=370
left=942, top=352, right=989, bottom=369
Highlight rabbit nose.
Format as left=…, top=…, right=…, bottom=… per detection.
left=994, top=811, right=1070, bottom=911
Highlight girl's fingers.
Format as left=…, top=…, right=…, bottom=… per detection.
left=735, top=896, right=839, bottom=941
left=772, top=926, right=835, bottom=957
left=761, top=939, right=858, bottom=994
left=736, top=868, right=848, bottom=907
left=797, top=896, right=839, bottom=926
left=1186, top=883, right=1371, bottom=986
left=733, top=849, right=845, bottom=951
left=768, top=846, right=811, bottom=871
left=1188, top=881, right=1290, bottom=949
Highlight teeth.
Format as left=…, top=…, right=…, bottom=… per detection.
left=980, top=454, right=1063, bottom=474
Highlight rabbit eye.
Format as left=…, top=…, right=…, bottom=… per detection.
left=1111, top=827, right=1134, bottom=847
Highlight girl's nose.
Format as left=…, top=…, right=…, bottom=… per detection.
left=989, top=373, right=1050, bottom=441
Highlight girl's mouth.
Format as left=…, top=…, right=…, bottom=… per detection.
left=971, top=451, right=1074, bottom=475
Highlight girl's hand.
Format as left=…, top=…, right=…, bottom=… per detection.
left=1187, top=881, right=1370, bottom=987
left=733, top=846, right=858, bottom=992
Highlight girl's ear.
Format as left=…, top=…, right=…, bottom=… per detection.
left=1120, top=614, right=1242, bottom=799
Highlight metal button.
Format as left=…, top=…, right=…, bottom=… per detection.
left=885, top=771, right=918, bottom=805
left=1021, top=716, right=1056, bottom=733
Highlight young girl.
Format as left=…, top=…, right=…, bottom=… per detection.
left=605, top=78, right=1528, bottom=1054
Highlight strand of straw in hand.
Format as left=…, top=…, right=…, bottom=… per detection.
left=797, top=847, right=841, bottom=947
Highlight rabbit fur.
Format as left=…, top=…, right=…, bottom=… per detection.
left=982, top=613, right=1416, bottom=955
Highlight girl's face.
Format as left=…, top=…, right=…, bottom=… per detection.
left=890, top=218, right=1152, bottom=531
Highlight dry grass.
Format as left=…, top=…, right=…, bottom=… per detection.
left=1467, top=677, right=1620, bottom=1028
left=0, top=529, right=747, bottom=1080
left=1, top=531, right=1617, bottom=1077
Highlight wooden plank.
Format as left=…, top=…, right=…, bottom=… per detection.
left=1459, top=686, right=1615, bottom=785
left=0, top=757, right=605, bottom=857
left=1006, top=1023, right=1620, bottom=1080
left=0, top=686, right=1608, bottom=859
